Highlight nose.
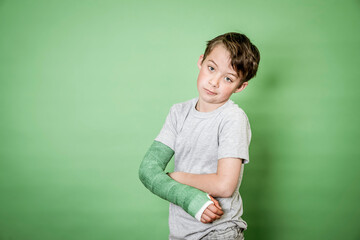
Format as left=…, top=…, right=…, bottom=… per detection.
left=209, top=75, right=220, bottom=88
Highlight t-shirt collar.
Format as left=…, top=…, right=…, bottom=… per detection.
left=191, top=97, right=232, bottom=118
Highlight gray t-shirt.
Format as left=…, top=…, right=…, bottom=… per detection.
left=155, top=97, right=251, bottom=240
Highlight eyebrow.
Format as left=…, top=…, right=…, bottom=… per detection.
left=209, top=60, right=218, bottom=67
left=209, top=59, right=238, bottom=78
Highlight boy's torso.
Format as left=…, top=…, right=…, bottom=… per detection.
left=156, top=97, right=250, bottom=240
left=173, top=104, right=221, bottom=175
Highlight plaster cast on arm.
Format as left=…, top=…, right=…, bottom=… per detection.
left=138, top=140, right=213, bottom=220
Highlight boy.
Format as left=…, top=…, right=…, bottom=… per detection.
left=139, top=32, right=260, bottom=239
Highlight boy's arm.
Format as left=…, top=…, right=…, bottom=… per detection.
left=168, top=158, right=242, bottom=198
left=138, top=140, right=223, bottom=221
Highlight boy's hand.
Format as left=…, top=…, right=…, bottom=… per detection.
left=201, top=195, right=224, bottom=224
left=168, top=172, right=224, bottom=223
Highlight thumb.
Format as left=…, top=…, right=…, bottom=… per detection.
left=209, top=195, right=222, bottom=210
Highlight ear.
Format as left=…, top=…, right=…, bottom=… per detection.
left=234, top=82, right=248, bottom=93
left=197, top=55, right=204, bottom=69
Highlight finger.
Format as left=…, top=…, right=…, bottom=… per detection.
left=209, top=195, right=222, bottom=210
left=213, top=199, right=221, bottom=210
left=207, top=208, right=221, bottom=221
left=207, top=204, right=224, bottom=216
left=201, top=213, right=212, bottom=223
left=203, top=208, right=219, bottom=220
left=201, top=216, right=211, bottom=224
left=202, top=215, right=215, bottom=223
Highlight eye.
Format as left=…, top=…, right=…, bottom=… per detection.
left=225, top=77, right=233, bottom=83
left=208, top=66, right=215, bottom=72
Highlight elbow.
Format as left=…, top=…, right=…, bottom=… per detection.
left=218, top=189, right=234, bottom=198
left=216, top=182, right=236, bottom=198
left=138, top=162, right=161, bottom=189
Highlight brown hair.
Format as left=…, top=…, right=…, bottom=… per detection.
left=202, top=32, right=260, bottom=84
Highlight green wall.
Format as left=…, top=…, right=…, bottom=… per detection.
left=1, top=1, right=359, bottom=239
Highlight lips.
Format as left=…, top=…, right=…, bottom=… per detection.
left=204, top=88, right=217, bottom=95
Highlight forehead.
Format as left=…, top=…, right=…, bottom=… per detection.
left=207, top=44, right=231, bottom=62
left=205, top=44, right=238, bottom=75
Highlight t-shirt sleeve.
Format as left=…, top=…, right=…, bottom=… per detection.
left=218, top=110, right=251, bottom=164
left=155, top=106, right=177, bottom=151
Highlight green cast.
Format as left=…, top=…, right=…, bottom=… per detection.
left=139, top=140, right=210, bottom=218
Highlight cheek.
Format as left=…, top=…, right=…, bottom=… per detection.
left=221, top=85, right=236, bottom=95
left=197, top=71, right=206, bottom=85
left=197, top=75, right=204, bottom=89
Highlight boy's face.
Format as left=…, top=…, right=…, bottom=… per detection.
left=196, top=44, right=247, bottom=111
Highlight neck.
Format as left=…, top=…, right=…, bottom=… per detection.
left=195, top=99, right=227, bottom=112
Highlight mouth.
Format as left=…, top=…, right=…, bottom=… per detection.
left=204, top=88, right=217, bottom=95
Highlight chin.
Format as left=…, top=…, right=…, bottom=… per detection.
left=200, top=96, right=218, bottom=104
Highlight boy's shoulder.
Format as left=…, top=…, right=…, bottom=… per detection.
left=221, top=100, right=248, bottom=120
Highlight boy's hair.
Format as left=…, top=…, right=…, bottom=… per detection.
left=202, top=32, right=260, bottom=84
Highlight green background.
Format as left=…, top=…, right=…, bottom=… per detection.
left=1, top=0, right=359, bottom=239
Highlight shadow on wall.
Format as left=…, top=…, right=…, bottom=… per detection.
left=234, top=72, right=278, bottom=240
